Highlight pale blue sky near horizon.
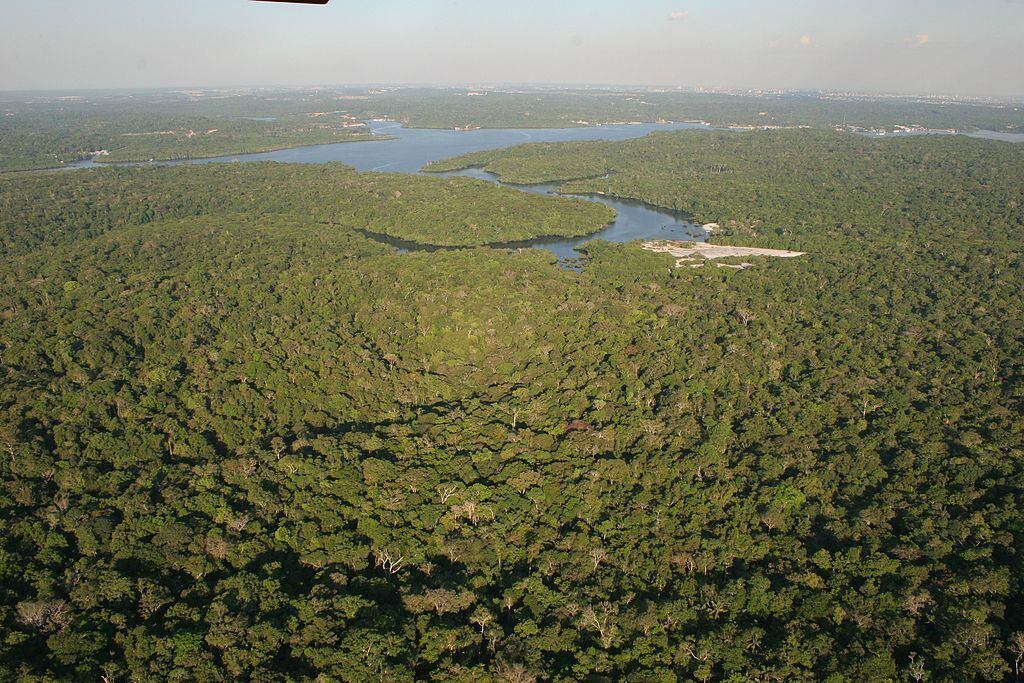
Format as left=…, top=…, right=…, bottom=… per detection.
left=1, top=0, right=1022, bottom=97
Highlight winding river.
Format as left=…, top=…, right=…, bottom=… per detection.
left=70, top=120, right=711, bottom=262
left=69, top=120, right=1023, bottom=262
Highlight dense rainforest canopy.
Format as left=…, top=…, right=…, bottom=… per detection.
left=0, top=103, right=379, bottom=173
left=1, top=128, right=1023, bottom=682
left=427, top=128, right=1024, bottom=248
left=0, top=164, right=612, bottom=251
left=3, top=88, right=1023, bottom=171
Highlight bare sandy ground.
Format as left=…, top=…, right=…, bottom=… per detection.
left=643, top=240, right=805, bottom=268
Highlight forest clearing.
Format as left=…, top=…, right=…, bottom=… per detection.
left=642, top=240, right=807, bottom=266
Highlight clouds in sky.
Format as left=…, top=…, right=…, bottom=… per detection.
left=770, top=33, right=930, bottom=51
left=1, top=0, right=1021, bottom=96
left=898, top=34, right=930, bottom=47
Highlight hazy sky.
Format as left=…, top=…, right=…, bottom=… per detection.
left=2, top=0, right=1023, bottom=96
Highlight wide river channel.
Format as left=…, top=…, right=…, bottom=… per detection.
left=69, top=120, right=1024, bottom=262
left=71, top=120, right=713, bottom=262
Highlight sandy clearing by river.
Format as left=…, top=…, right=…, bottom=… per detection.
left=643, top=240, right=806, bottom=267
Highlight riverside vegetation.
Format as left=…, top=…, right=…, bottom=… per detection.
left=1, top=129, right=1023, bottom=681
left=0, top=106, right=377, bottom=172
left=3, top=88, right=1023, bottom=171
left=0, top=164, right=612, bottom=251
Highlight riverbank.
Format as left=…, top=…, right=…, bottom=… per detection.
left=4, top=120, right=714, bottom=264
left=91, top=132, right=385, bottom=165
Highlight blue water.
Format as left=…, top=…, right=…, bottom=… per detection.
left=857, top=129, right=1024, bottom=143
left=965, top=130, right=1024, bottom=143
left=205, top=120, right=711, bottom=173
left=432, top=167, right=704, bottom=262
left=69, top=119, right=712, bottom=261
left=67, top=119, right=1021, bottom=262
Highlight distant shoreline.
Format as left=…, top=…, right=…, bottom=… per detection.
left=0, top=132, right=392, bottom=175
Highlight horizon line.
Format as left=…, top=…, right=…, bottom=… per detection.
left=1, top=82, right=1022, bottom=104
